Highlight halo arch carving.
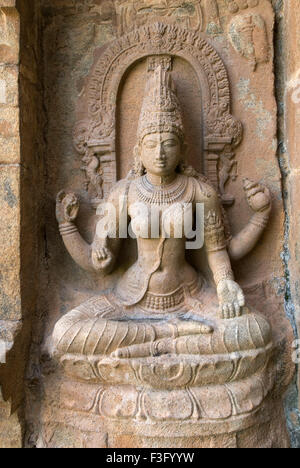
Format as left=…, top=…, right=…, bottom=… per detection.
left=73, top=22, right=243, bottom=198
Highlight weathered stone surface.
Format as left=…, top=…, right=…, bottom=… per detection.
left=0, top=387, right=22, bottom=449
left=0, top=135, right=20, bottom=164
left=0, top=0, right=299, bottom=450
left=0, top=1, right=16, bottom=7
left=0, top=319, right=19, bottom=340
left=0, top=0, right=43, bottom=449
left=0, top=106, right=19, bottom=138
left=32, top=0, right=293, bottom=449
left=0, top=163, right=22, bottom=447
left=0, top=7, right=19, bottom=64
left=0, top=166, right=20, bottom=321
left=0, top=65, right=18, bottom=106
left=284, top=0, right=300, bottom=415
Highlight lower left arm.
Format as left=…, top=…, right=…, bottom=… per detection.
left=228, top=211, right=270, bottom=261
left=59, top=222, right=94, bottom=272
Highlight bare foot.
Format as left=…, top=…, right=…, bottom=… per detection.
left=172, top=319, right=213, bottom=336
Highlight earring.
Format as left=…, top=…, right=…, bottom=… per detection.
left=133, top=155, right=144, bottom=176
left=133, top=145, right=145, bottom=176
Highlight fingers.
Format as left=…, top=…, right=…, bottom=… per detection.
left=228, top=304, right=235, bottom=319
left=234, top=301, right=241, bottom=317
left=237, top=290, right=245, bottom=307
left=100, top=248, right=107, bottom=260
left=220, top=301, right=243, bottom=319
left=98, top=248, right=112, bottom=261
left=92, top=254, right=111, bottom=271
left=92, top=247, right=113, bottom=271
left=228, top=282, right=245, bottom=307
left=57, top=191, right=79, bottom=223
left=222, top=304, right=230, bottom=319
left=56, top=190, right=66, bottom=204
left=100, top=256, right=112, bottom=270
left=91, top=250, right=99, bottom=267
left=93, top=248, right=108, bottom=260
left=247, top=186, right=261, bottom=199
left=218, top=281, right=246, bottom=319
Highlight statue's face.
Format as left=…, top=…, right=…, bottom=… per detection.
left=140, top=132, right=181, bottom=177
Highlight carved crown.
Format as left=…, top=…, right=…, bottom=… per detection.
left=137, top=65, right=184, bottom=143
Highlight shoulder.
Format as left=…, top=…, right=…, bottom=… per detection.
left=189, top=176, right=218, bottom=203
left=107, top=178, right=131, bottom=202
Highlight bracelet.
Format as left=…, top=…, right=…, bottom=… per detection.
left=59, top=222, right=78, bottom=237
left=214, top=266, right=234, bottom=286
left=250, top=212, right=269, bottom=229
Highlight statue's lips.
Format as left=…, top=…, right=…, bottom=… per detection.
left=155, top=162, right=167, bottom=168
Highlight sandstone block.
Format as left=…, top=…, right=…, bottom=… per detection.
left=0, top=413, right=22, bottom=448
left=0, top=7, right=19, bottom=65
left=0, top=1, right=16, bottom=7
left=0, top=135, right=20, bottom=164
left=0, top=65, right=18, bottom=106
left=0, top=106, right=19, bottom=138
left=0, top=166, right=20, bottom=321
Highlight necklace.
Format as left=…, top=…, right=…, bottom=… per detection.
left=136, top=174, right=188, bottom=205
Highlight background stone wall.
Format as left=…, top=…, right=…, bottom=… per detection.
left=0, top=0, right=299, bottom=448
left=278, top=0, right=300, bottom=446
left=0, top=0, right=43, bottom=448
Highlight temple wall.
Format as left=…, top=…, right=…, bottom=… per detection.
left=281, top=0, right=300, bottom=445
left=0, top=0, right=43, bottom=447
left=0, top=0, right=299, bottom=448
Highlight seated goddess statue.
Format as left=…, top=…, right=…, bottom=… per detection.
left=51, top=67, right=272, bottom=386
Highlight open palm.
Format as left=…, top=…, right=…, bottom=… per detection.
left=217, top=279, right=245, bottom=319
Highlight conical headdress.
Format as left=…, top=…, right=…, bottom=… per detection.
left=137, top=66, right=184, bottom=143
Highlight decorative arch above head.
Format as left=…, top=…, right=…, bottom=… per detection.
left=73, top=22, right=243, bottom=201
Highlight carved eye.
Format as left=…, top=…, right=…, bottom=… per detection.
left=144, top=141, right=157, bottom=149
left=163, top=140, right=177, bottom=148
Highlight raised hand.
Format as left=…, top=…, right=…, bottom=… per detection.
left=217, top=279, right=245, bottom=319
left=56, top=191, right=79, bottom=224
left=243, top=179, right=271, bottom=214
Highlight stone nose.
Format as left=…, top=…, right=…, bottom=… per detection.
left=154, top=144, right=166, bottom=160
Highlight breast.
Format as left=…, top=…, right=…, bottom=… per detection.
left=128, top=203, right=151, bottom=238
left=129, top=202, right=193, bottom=239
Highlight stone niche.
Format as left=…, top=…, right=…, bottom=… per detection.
left=0, top=0, right=300, bottom=449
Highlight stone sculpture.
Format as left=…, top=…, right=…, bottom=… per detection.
left=115, top=0, right=204, bottom=35
left=229, top=12, right=270, bottom=70
left=48, top=64, right=289, bottom=448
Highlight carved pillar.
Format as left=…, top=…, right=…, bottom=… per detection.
left=204, top=138, right=235, bottom=203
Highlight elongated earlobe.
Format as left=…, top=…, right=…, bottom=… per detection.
left=133, top=145, right=145, bottom=176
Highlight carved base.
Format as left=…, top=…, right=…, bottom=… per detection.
left=40, top=362, right=290, bottom=448
left=60, top=343, right=273, bottom=388
left=41, top=392, right=289, bottom=448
